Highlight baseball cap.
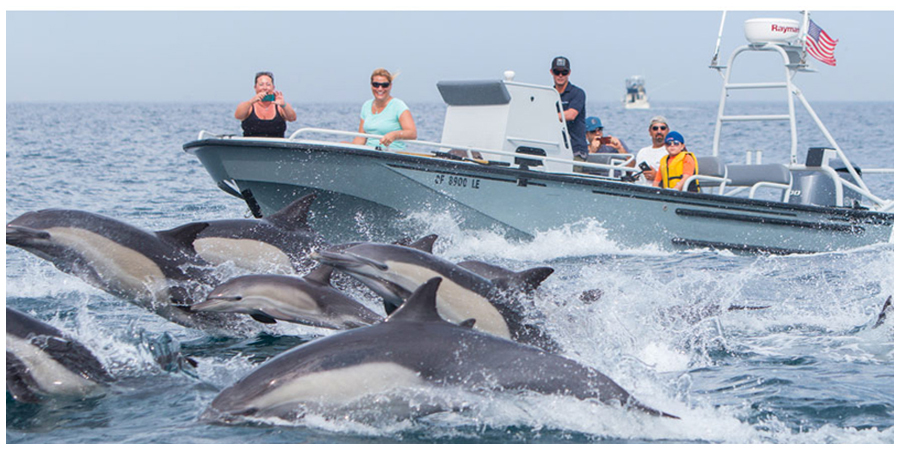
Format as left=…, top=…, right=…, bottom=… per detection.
left=650, top=115, right=668, bottom=126
left=665, top=131, right=685, bottom=145
left=551, top=56, right=570, bottom=71
left=586, top=116, right=603, bottom=132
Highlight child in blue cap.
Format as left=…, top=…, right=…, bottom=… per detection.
left=653, top=131, right=699, bottom=192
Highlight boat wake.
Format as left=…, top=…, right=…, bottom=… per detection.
left=402, top=211, right=667, bottom=262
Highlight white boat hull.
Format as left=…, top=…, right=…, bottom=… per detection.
left=185, top=138, right=894, bottom=254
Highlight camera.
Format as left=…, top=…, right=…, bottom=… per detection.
left=600, top=136, right=612, bottom=145
left=262, top=94, right=276, bottom=102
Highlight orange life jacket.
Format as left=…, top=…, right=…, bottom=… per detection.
left=659, top=151, right=699, bottom=192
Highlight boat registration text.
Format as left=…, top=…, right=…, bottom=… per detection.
left=434, top=174, right=481, bottom=189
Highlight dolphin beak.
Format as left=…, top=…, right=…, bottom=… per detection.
left=312, top=250, right=388, bottom=271
left=6, top=225, right=51, bottom=245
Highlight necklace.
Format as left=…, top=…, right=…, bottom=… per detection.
left=372, top=98, right=390, bottom=115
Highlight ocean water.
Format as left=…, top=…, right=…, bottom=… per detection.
left=5, top=100, right=894, bottom=444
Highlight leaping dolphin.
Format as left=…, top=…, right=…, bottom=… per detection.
left=202, top=278, right=678, bottom=423
left=191, top=265, right=383, bottom=329
left=6, top=307, right=114, bottom=403
left=158, top=193, right=326, bottom=275
left=312, top=240, right=557, bottom=350
left=874, top=296, right=893, bottom=329
left=457, top=259, right=555, bottom=293
left=6, top=209, right=218, bottom=328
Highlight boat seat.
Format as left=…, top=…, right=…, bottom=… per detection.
left=724, top=163, right=793, bottom=201
left=681, top=156, right=729, bottom=192
left=583, top=153, right=631, bottom=177
left=515, top=146, right=546, bottom=168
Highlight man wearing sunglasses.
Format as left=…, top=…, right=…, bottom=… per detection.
left=634, top=116, right=671, bottom=184
left=550, top=56, right=587, bottom=164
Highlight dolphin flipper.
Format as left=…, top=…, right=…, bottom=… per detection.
left=6, top=353, right=43, bottom=403
left=37, top=335, right=115, bottom=384
left=250, top=313, right=278, bottom=324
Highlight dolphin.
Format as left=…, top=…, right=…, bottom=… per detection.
left=191, top=265, right=383, bottom=329
left=158, top=193, right=326, bottom=275
left=202, top=278, right=678, bottom=423
left=457, top=260, right=555, bottom=293
left=874, top=296, right=892, bottom=329
left=6, top=209, right=218, bottom=328
left=389, top=235, right=556, bottom=293
left=6, top=307, right=115, bottom=403
left=311, top=241, right=557, bottom=350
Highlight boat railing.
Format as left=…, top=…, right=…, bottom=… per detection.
left=711, top=40, right=894, bottom=212
left=287, top=127, right=642, bottom=179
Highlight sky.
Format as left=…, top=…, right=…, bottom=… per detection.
left=3, top=6, right=896, bottom=104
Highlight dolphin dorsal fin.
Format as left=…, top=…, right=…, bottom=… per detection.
left=156, top=222, right=210, bottom=251
left=515, top=267, right=554, bottom=291
left=304, top=264, right=334, bottom=286
left=400, top=234, right=438, bottom=253
left=264, top=193, right=317, bottom=230
left=495, top=266, right=554, bottom=292
left=387, top=277, right=443, bottom=323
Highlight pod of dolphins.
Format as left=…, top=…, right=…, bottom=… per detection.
left=24, top=191, right=836, bottom=422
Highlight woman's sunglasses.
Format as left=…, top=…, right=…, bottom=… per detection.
left=371, top=82, right=391, bottom=88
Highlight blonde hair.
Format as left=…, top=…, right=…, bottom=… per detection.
left=370, top=68, right=393, bottom=83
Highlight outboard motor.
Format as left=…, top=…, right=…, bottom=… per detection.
left=789, top=147, right=864, bottom=207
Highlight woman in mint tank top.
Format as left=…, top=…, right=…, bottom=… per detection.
left=351, top=68, right=418, bottom=151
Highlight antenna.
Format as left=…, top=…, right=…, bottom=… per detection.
left=710, top=11, right=728, bottom=69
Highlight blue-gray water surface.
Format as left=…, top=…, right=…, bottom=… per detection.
left=5, top=100, right=894, bottom=444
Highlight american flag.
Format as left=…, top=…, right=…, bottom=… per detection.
left=805, top=19, right=838, bottom=66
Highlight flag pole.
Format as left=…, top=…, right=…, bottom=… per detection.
left=799, top=10, right=810, bottom=65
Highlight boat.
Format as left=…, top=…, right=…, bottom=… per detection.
left=623, top=76, right=650, bottom=109
left=185, top=16, right=893, bottom=254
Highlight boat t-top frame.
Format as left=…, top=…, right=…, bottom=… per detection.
left=708, top=11, right=893, bottom=212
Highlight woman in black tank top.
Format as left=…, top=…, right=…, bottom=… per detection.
left=234, top=71, right=297, bottom=137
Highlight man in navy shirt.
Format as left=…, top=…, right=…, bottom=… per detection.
left=551, top=56, right=587, bottom=162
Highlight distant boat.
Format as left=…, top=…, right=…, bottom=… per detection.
left=623, top=75, right=650, bottom=109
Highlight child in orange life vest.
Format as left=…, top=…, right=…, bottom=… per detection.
left=653, top=131, right=699, bottom=192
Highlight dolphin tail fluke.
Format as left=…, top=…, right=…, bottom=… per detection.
left=387, top=277, right=444, bottom=323
left=265, top=193, right=317, bottom=230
